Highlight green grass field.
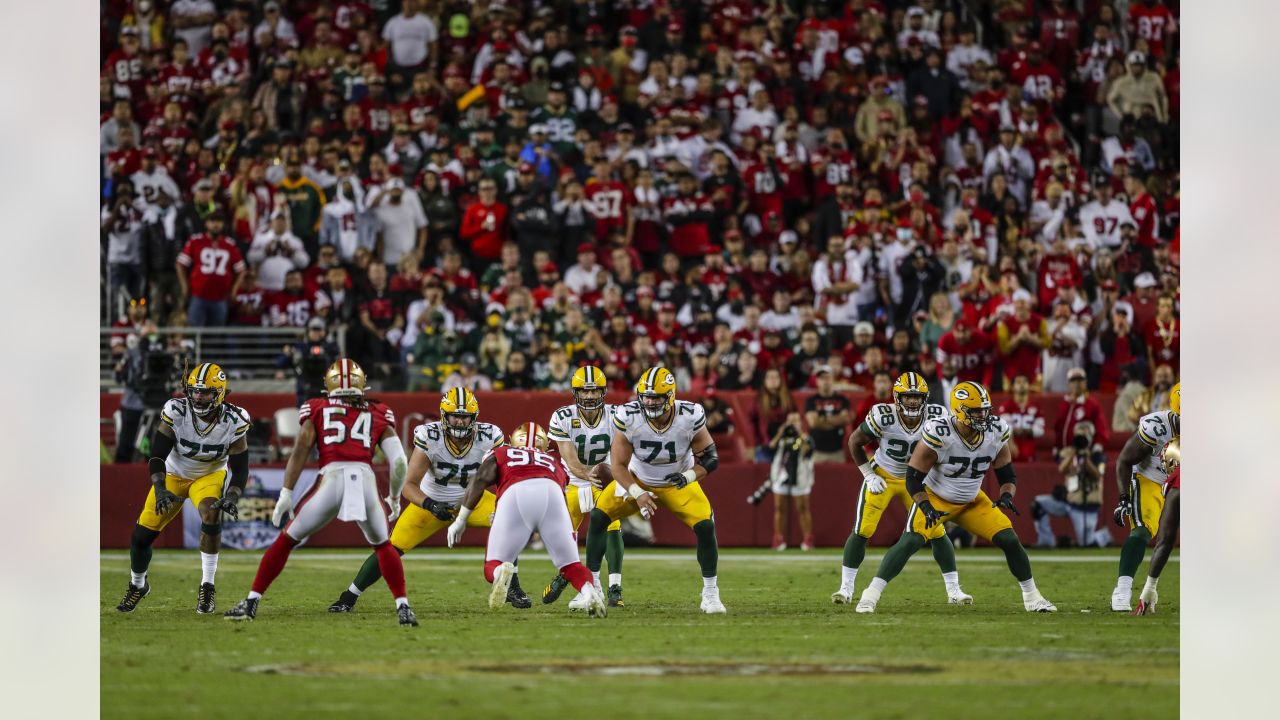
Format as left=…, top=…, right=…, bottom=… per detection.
left=101, top=548, right=1177, bottom=719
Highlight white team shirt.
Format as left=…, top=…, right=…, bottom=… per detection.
left=130, top=167, right=181, bottom=212
left=860, top=402, right=948, bottom=479
left=920, top=415, right=1013, bottom=504
left=1078, top=199, right=1135, bottom=249
left=1133, top=410, right=1179, bottom=485
left=412, top=421, right=504, bottom=503
left=160, top=398, right=250, bottom=479
left=548, top=403, right=616, bottom=488
left=612, top=400, right=707, bottom=486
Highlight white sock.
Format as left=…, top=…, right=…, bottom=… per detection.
left=942, top=571, right=960, bottom=594
left=592, top=571, right=601, bottom=588
left=609, top=573, right=622, bottom=587
left=1116, top=575, right=1133, bottom=593
left=1143, top=576, right=1159, bottom=593
left=1019, top=578, right=1038, bottom=594
left=201, top=552, right=218, bottom=585
left=868, top=577, right=887, bottom=593
left=702, top=576, right=718, bottom=590
left=247, top=591, right=263, bottom=600
left=131, top=571, right=147, bottom=587
left=395, top=596, right=409, bottom=608
left=840, top=566, right=859, bottom=590
left=348, top=583, right=364, bottom=597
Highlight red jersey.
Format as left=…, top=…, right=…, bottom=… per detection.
left=491, top=445, right=569, bottom=500
left=1053, top=394, right=1109, bottom=449
left=936, top=329, right=996, bottom=385
left=155, top=62, right=204, bottom=113
left=232, top=288, right=267, bottom=326
left=811, top=150, right=856, bottom=200
left=742, top=162, right=786, bottom=217
left=1128, top=2, right=1177, bottom=59
left=997, top=313, right=1047, bottom=383
left=1130, top=191, right=1159, bottom=248
left=1165, top=467, right=1179, bottom=492
left=1010, top=60, right=1063, bottom=103
left=102, top=49, right=145, bottom=100
left=584, top=180, right=630, bottom=241
left=663, top=193, right=713, bottom=258
left=997, top=398, right=1045, bottom=461
left=1143, top=317, right=1180, bottom=374
left=265, top=290, right=316, bottom=328
left=177, top=234, right=246, bottom=301
left=300, top=397, right=396, bottom=468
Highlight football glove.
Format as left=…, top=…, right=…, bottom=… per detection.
left=1113, top=496, right=1133, bottom=527
left=446, top=518, right=466, bottom=548
left=383, top=494, right=401, bottom=523
left=272, top=487, right=295, bottom=528
left=154, top=486, right=180, bottom=516
left=991, top=492, right=1019, bottom=515
left=210, top=495, right=241, bottom=521
left=422, top=498, right=455, bottom=521
left=920, top=500, right=949, bottom=529
left=863, top=474, right=887, bottom=495
left=663, top=471, right=689, bottom=489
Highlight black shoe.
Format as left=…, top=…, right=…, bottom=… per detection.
left=608, top=584, right=625, bottom=608
left=116, top=582, right=150, bottom=613
left=542, top=573, right=570, bottom=604
left=196, top=583, right=216, bottom=614
left=328, top=590, right=359, bottom=613
left=398, top=604, right=419, bottom=627
left=507, top=573, right=532, bottom=609
left=224, top=597, right=258, bottom=621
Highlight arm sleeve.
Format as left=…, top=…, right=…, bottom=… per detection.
left=381, top=434, right=408, bottom=499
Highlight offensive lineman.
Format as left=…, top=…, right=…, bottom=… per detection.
left=116, top=363, right=249, bottom=615
left=542, top=366, right=627, bottom=610
left=587, top=367, right=727, bottom=614
left=1132, top=437, right=1180, bottom=616
left=855, top=382, right=1057, bottom=613
left=224, top=360, right=418, bottom=626
left=1110, top=383, right=1180, bottom=612
left=447, top=422, right=608, bottom=617
left=326, top=388, right=531, bottom=612
left=833, top=373, right=973, bottom=606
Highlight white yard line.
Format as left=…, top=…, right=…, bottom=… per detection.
left=101, top=551, right=1176, bottom=564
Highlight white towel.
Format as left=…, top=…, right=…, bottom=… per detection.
left=578, top=486, right=595, bottom=514
left=336, top=467, right=367, bottom=522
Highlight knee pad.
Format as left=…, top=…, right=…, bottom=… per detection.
left=200, top=522, right=222, bottom=536
left=692, top=519, right=716, bottom=542
left=131, top=525, right=160, bottom=547
left=992, top=528, right=1020, bottom=550
left=1129, top=526, right=1153, bottom=543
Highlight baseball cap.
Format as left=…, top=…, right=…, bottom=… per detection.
left=1127, top=51, right=1146, bottom=65
left=1012, top=288, right=1033, bottom=304
left=906, top=6, right=925, bottom=17
left=461, top=353, right=478, bottom=367
left=1134, top=272, right=1157, bottom=289
left=1067, top=367, right=1087, bottom=381
left=120, top=25, right=140, bottom=36
left=449, top=14, right=470, bottom=38
left=854, top=321, right=875, bottom=336
left=539, top=262, right=559, bottom=274
left=517, top=161, right=535, bottom=174
left=814, top=365, right=834, bottom=377
left=577, top=242, right=596, bottom=255
left=548, top=81, right=566, bottom=93
left=306, top=317, right=326, bottom=331
left=529, top=123, right=548, bottom=135
left=636, top=286, right=655, bottom=298
left=778, top=230, right=799, bottom=245
left=617, top=122, right=634, bottom=133
left=194, top=179, right=214, bottom=192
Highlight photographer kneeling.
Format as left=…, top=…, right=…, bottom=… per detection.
left=758, top=412, right=816, bottom=551
left=1032, top=420, right=1112, bottom=548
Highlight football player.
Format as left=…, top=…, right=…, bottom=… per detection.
left=224, top=360, right=418, bottom=626
left=447, top=423, right=608, bottom=617
left=1133, top=437, right=1179, bottom=616
left=541, top=366, right=627, bottom=610
left=587, top=367, right=726, bottom=614
left=1111, top=383, right=1180, bottom=611
left=855, top=382, right=1057, bottom=613
left=833, top=373, right=974, bottom=606
left=326, top=388, right=530, bottom=611
left=116, top=363, right=250, bottom=615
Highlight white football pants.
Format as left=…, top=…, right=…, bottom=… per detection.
left=487, top=478, right=579, bottom=568
left=285, top=462, right=389, bottom=545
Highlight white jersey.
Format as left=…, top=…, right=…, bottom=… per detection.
left=159, top=398, right=250, bottom=479
left=612, top=399, right=707, bottom=486
left=1133, top=410, right=1179, bottom=485
left=547, top=403, right=616, bottom=489
left=920, top=415, right=1013, bottom=504
left=412, top=421, right=505, bottom=503
left=860, top=402, right=948, bottom=478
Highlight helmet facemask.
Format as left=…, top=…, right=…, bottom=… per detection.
left=896, top=391, right=927, bottom=420
left=573, top=386, right=605, bottom=411
left=187, top=385, right=220, bottom=418
left=962, top=405, right=995, bottom=431
left=638, top=391, right=670, bottom=419
left=444, top=412, right=477, bottom=440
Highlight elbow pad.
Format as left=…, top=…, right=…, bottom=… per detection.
left=228, top=451, right=249, bottom=491
left=381, top=436, right=408, bottom=497
left=905, top=466, right=927, bottom=496
left=995, top=463, right=1017, bottom=486
left=695, top=444, right=719, bottom=474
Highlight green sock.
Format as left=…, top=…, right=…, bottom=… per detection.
left=693, top=520, right=719, bottom=578
left=930, top=536, right=958, bottom=574
left=584, top=510, right=610, bottom=573
left=842, top=533, right=868, bottom=569
left=605, top=530, right=624, bottom=576
left=351, top=551, right=384, bottom=592
left=875, top=533, right=926, bottom=582
left=992, top=529, right=1032, bottom=582
left=1118, top=528, right=1152, bottom=579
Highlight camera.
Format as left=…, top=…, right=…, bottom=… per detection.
left=138, top=335, right=175, bottom=407
left=1072, top=432, right=1090, bottom=450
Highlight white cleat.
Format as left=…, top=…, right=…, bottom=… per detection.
left=855, top=589, right=879, bottom=614
left=1110, top=588, right=1132, bottom=613
left=1024, top=592, right=1058, bottom=612
left=586, top=587, right=608, bottom=618
left=831, top=588, right=854, bottom=605
left=948, top=589, right=974, bottom=605
left=567, top=588, right=592, bottom=611
left=700, top=589, right=727, bottom=614
left=488, top=562, right=515, bottom=610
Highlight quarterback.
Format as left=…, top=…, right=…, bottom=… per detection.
left=833, top=373, right=972, bottom=606
left=116, top=363, right=249, bottom=615
left=1133, top=437, right=1180, bottom=616
left=542, top=366, right=626, bottom=610
left=856, top=382, right=1057, bottom=613
left=586, top=367, right=726, bottom=613
left=1111, top=383, right=1180, bottom=612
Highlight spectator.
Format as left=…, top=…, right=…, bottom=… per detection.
left=249, top=212, right=309, bottom=292
left=536, top=346, right=574, bottom=391
left=1054, top=367, right=1110, bottom=452
left=918, top=292, right=955, bottom=354
left=460, top=178, right=509, bottom=268
left=372, top=177, right=427, bottom=267
left=936, top=318, right=994, bottom=385
left=786, top=328, right=825, bottom=389
left=169, top=0, right=217, bottom=55
left=277, top=317, right=340, bottom=407
left=102, top=181, right=146, bottom=307
left=1107, top=52, right=1168, bottom=126
left=1142, top=293, right=1180, bottom=376
left=278, top=155, right=326, bottom=256
left=983, top=125, right=1035, bottom=207
left=176, top=211, right=245, bottom=327
left=768, top=411, right=815, bottom=552
left=1125, top=363, right=1178, bottom=427
left=804, top=366, right=851, bottom=464
left=442, top=352, right=494, bottom=392
left=265, top=269, right=315, bottom=328
left=996, top=289, right=1050, bottom=388
left=853, top=370, right=894, bottom=423
left=382, top=0, right=438, bottom=92
left=495, top=350, right=536, bottom=390
left=905, top=49, right=961, bottom=120
left=1033, top=419, right=1112, bottom=548
left=356, top=261, right=404, bottom=382
left=130, top=149, right=180, bottom=214
left=753, top=368, right=795, bottom=463
left=663, top=172, right=714, bottom=260
left=998, top=374, right=1046, bottom=462
left=700, top=388, right=735, bottom=435
left=1096, top=305, right=1147, bottom=392
left=320, top=178, right=373, bottom=263
left=252, top=57, right=305, bottom=138
left=854, top=75, right=905, bottom=145
left=564, top=244, right=603, bottom=298
left=896, top=246, right=946, bottom=330
left=812, top=235, right=863, bottom=345
left=1043, top=298, right=1089, bottom=392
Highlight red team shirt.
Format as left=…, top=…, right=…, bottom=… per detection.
left=490, top=445, right=569, bottom=500
left=585, top=180, right=630, bottom=241
left=300, top=397, right=396, bottom=468
left=176, top=235, right=247, bottom=301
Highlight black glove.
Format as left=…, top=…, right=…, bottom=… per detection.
left=920, top=500, right=949, bottom=529
left=991, top=492, right=1019, bottom=515
left=664, top=471, right=690, bottom=489
left=422, top=498, right=455, bottom=521
left=154, top=485, right=180, bottom=516
left=210, top=494, right=241, bottom=521
left=1113, top=496, right=1133, bottom=527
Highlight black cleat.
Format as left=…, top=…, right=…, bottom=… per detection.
left=398, top=604, right=419, bottom=627
left=116, top=582, right=151, bottom=613
left=224, top=597, right=258, bottom=621
left=507, top=573, right=532, bottom=609
left=542, top=573, right=570, bottom=604
left=608, top=584, right=625, bottom=608
left=328, top=590, right=359, bottom=613
left=196, top=583, right=217, bottom=614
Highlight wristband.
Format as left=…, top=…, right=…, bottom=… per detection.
left=681, top=469, right=697, bottom=484
left=858, top=461, right=874, bottom=479
left=454, top=506, right=472, bottom=525
left=627, top=483, right=648, bottom=500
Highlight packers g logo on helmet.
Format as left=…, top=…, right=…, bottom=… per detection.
left=571, top=366, right=607, bottom=411
left=1170, top=382, right=1180, bottom=416
left=893, top=372, right=929, bottom=420
left=510, top=421, right=550, bottom=452
left=950, top=381, right=995, bottom=431
left=440, top=387, right=480, bottom=440
left=324, top=358, right=367, bottom=398
left=635, top=367, right=676, bottom=420
left=185, top=363, right=227, bottom=417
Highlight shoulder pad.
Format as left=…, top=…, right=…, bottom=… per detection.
left=921, top=416, right=949, bottom=448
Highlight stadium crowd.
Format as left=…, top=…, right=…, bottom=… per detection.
left=101, top=0, right=1180, bottom=452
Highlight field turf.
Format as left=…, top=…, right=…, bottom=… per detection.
left=101, top=548, right=1177, bottom=719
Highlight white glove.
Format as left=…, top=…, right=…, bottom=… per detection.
left=383, top=494, right=401, bottom=523
left=860, top=462, right=886, bottom=495
left=446, top=518, right=466, bottom=548
left=272, top=487, right=295, bottom=527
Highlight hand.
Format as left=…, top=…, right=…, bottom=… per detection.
left=1113, top=496, right=1133, bottom=527
left=920, top=500, right=949, bottom=529
left=210, top=494, right=241, bottom=521
left=664, top=471, right=690, bottom=489
left=154, top=485, right=181, bottom=516
left=383, top=494, right=401, bottom=523
left=863, top=473, right=886, bottom=495
left=446, top=518, right=466, bottom=547
left=422, top=498, right=455, bottom=521
left=271, top=487, right=295, bottom=528
left=635, top=491, right=658, bottom=520
left=991, top=492, right=1019, bottom=515
left=588, top=463, right=611, bottom=489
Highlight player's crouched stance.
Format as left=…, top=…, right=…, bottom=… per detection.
left=856, top=382, right=1056, bottom=614
left=224, top=360, right=419, bottom=626
left=1132, top=438, right=1180, bottom=616
left=447, top=423, right=607, bottom=618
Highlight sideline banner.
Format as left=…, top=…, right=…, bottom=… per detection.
left=181, top=468, right=318, bottom=549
